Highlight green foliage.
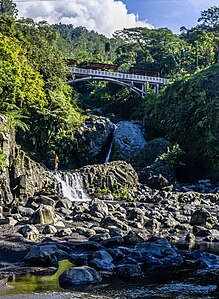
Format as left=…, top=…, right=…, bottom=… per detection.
left=158, top=144, right=185, bottom=167
left=140, top=65, right=219, bottom=180
left=0, top=0, right=17, bottom=18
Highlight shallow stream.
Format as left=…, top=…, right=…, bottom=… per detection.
left=0, top=260, right=218, bottom=299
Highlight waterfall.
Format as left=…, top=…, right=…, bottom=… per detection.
left=54, top=172, right=90, bottom=202
left=105, top=124, right=117, bottom=163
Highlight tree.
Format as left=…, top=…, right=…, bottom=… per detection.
left=0, top=0, right=18, bottom=18
left=198, top=6, right=219, bottom=28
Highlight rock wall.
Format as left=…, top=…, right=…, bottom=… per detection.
left=0, top=115, right=53, bottom=206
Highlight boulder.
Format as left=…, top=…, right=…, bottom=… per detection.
left=59, top=266, right=102, bottom=287
left=29, top=205, right=56, bottom=225
left=190, top=209, right=210, bottom=226
left=89, top=198, right=109, bottom=216
left=132, top=138, right=172, bottom=168
left=135, top=242, right=176, bottom=258
left=100, top=215, right=130, bottom=231
left=111, top=121, right=147, bottom=162
left=73, top=115, right=115, bottom=166
left=89, top=258, right=114, bottom=272
left=24, top=244, right=69, bottom=266
left=18, top=224, right=39, bottom=241
left=78, top=161, right=138, bottom=193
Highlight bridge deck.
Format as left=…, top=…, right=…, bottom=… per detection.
left=69, top=67, right=171, bottom=85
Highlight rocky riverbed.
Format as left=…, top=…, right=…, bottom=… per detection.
left=0, top=179, right=219, bottom=297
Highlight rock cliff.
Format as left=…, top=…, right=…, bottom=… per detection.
left=0, top=115, right=53, bottom=206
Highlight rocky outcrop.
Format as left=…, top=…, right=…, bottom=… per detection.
left=0, top=115, right=53, bottom=206
left=73, top=115, right=115, bottom=166
left=111, top=121, right=147, bottom=162
left=77, top=161, right=139, bottom=193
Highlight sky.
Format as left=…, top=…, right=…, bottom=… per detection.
left=15, top=0, right=219, bottom=37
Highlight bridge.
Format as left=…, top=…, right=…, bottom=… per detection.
left=67, top=67, right=171, bottom=97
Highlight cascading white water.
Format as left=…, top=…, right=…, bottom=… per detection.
left=105, top=123, right=117, bottom=163
left=54, top=172, right=90, bottom=202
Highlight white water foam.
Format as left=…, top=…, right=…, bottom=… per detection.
left=54, top=172, right=90, bottom=202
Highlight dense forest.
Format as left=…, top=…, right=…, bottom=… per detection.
left=0, top=0, right=218, bottom=180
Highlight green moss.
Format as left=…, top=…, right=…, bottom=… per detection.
left=0, top=148, right=6, bottom=172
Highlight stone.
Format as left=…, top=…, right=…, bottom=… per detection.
left=89, top=233, right=110, bottom=243
left=101, top=236, right=124, bottom=248
left=55, top=197, right=72, bottom=210
left=89, top=258, right=114, bottom=272
left=42, top=225, right=57, bottom=235
left=76, top=227, right=96, bottom=238
left=18, top=224, right=39, bottom=241
left=114, top=264, right=142, bottom=279
left=190, top=209, right=210, bottom=226
left=111, top=121, right=147, bottom=162
left=29, top=205, right=56, bottom=225
left=100, top=215, right=130, bottom=231
left=24, top=244, right=69, bottom=266
left=59, top=266, right=102, bottom=287
left=56, top=228, right=72, bottom=237
left=69, top=253, right=89, bottom=266
left=73, top=115, right=114, bottom=166
left=135, top=242, right=176, bottom=258
left=17, top=206, right=34, bottom=217
left=78, top=161, right=138, bottom=193
left=89, top=198, right=109, bottom=216
left=75, top=241, right=105, bottom=251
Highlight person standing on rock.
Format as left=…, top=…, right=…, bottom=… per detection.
left=54, top=154, right=59, bottom=173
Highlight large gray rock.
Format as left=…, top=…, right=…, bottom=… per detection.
left=74, top=115, right=114, bottom=166
left=59, top=266, right=102, bottom=287
left=29, top=205, right=56, bottom=224
left=78, top=161, right=138, bottom=193
left=111, top=121, right=147, bottom=162
left=89, top=198, right=109, bottom=216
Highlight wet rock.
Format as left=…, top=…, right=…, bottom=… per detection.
left=75, top=227, right=96, bottom=238
left=123, top=231, right=145, bottom=245
left=29, top=205, right=56, bottom=225
left=69, top=253, right=89, bottom=266
left=18, top=224, right=39, bottom=241
left=55, top=228, right=72, bottom=237
left=59, top=266, right=102, bottom=286
left=24, top=244, right=69, bottom=266
left=193, top=226, right=211, bottom=237
left=114, top=264, right=142, bottom=280
left=17, top=206, right=34, bottom=217
left=89, top=258, right=115, bottom=272
left=89, top=233, right=110, bottom=243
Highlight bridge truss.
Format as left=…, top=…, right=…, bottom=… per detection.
left=67, top=67, right=171, bottom=98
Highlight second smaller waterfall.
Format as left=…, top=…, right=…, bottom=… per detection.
left=54, top=172, right=90, bottom=202
left=105, top=123, right=117, bottom=163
